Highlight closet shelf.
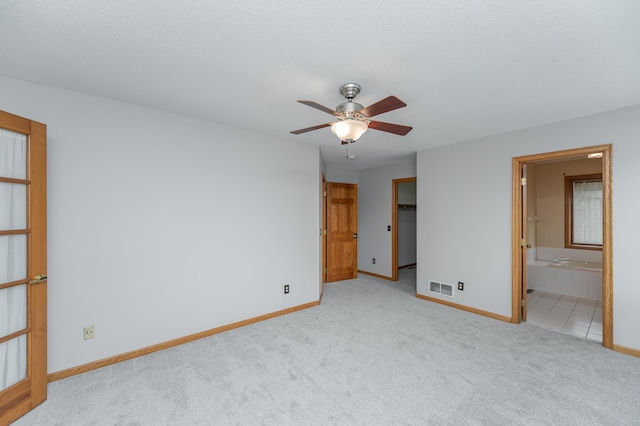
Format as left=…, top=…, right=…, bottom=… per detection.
left=398, top=204, right=416, bottom=210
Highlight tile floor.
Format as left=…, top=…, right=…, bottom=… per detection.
left=526, top=290, right=602, bottom=342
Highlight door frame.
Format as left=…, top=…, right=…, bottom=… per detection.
left=511, top=144, right=613, bottom=349
left=520, top=163, right=528, bottom=322
left=0, top=110, right=48, bottom=423
left=321, top=173, right=327, bottom=291
left=392, top=177, right=416, bottom=281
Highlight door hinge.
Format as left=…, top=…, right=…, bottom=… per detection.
left=521, top=299, right=527, bottom=308
left=521, top=177, right=526, bottom=185
left=521, top=238, right=527, bottom=247
left=324, top=191, right=327, bottom=196
left=324, top=229, right=327, bottom=235
left=324, top=268, right=327, bottom=273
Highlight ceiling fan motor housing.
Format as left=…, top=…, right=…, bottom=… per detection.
left=336, top=101, right=364, bottom=116
left=336, top=83, right=365, bottom=117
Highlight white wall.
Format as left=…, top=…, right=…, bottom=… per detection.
left=417, top=105, right=640, bottom=351
left=326, top=165, right=357, bottom=184
left=357, top=157, right=417, bottom=277
left=0, top=76, right=321, bottom=373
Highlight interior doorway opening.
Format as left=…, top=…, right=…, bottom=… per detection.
left=512, top=144, right=613, bottom=349
left=392, top=177, right=416, bottom=283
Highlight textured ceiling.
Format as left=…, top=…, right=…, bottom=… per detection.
left=2, top=1, right=640, bottom=170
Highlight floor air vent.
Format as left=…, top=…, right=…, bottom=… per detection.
left=429, top=281, right=453, bottom=297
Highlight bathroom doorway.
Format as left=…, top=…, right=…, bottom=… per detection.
left=512, top=145, right=613, bottom=348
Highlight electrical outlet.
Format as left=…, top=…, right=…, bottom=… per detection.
left=284, top=284, right=290, bottom=294
left=458, top=282, right=464, bottom=291
left=372, top=258, right=376, bottom=264
left=83, top=325, right=95, bottom=340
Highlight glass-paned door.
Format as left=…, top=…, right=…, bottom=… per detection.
left=0, top=110, right=47, bottom=424
left=1, top=129, right=28, bottom=392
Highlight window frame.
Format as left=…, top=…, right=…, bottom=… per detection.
left=564, top=173, right=603, bottom=250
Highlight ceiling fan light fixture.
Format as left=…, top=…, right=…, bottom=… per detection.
left=331, top=119, right=368, bottom=142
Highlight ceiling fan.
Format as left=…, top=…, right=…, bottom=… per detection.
left=290, top=83, right=412, bottom=145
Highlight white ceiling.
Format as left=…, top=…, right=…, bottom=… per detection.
left=2, top=1, right=639, bottom=170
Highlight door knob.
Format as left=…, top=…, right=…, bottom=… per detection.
left=29, top=274, right=48, bottom=284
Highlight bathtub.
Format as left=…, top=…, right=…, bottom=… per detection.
left=527, top=260, right=602, bottom=301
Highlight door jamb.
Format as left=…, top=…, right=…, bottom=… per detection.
left=321, top=173, right=327, bottom=290
left=511, top=144, right=613, bottom=349
left=392, top=177, right=416, bottom=281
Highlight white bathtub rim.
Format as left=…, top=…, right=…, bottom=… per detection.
left=548, top=260, right=602, bottom=272
left=527, top=259, right=603, bottom=272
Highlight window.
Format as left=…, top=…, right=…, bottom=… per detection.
left=565, top=174, right=602, bottom=249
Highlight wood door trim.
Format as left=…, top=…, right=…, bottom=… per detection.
left=0, top=379, right=31, bottom=420
left=511, top=144, right=613, bottom=349
left=392, top=177, right=416, bottom=281
left=0, top=110, right=33, bottom=134
left=321, top=173, right=327, bottom=289
left=520, top=164, right=528, bottom=322
left=27, top=119, right=48, bottom=406
left=0, top=177, right=30, bottom=185
left=0, top=229, right=30, bottom=236
left=0, top=279, right=30, bottom=291
left=0, top=328, right=29, bottom=345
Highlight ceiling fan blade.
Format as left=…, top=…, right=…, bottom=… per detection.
left=297, top=100, right=339, bottom=116
left=368, top=120, right=413, bottom=136
left=360, top=96, right=407, bottom=118
left=290, top=122, right=332, bottom=135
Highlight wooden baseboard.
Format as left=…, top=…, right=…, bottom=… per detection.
left=48, top=300, right=320, bottom=383
left=416, top=293, right=512, bottom=323
left=357, top=270, right=394, bottom=281
left=613, top=344, right=640, bottom=358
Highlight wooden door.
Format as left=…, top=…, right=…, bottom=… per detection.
left=0, top=110, right=47, bottom=424
left=326, top=182, right=357, bottom=282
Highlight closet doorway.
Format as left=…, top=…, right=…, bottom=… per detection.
left=392, top=177, right=416, bottom=282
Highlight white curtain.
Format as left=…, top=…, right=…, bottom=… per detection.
left=573, top=180, right=603, bottom=245
left=0, top=129, right=28, bottom=391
